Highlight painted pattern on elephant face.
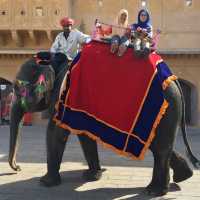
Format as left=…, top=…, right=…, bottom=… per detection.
left=18, top=84, right=30, bottom=110
left=14, top=67, right=55, bottom=111
left=34, top=74, right=47, bottom=104
left=9, top=57, right=57, bottom=173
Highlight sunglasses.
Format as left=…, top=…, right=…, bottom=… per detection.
left=141, top=14, right=147, bottom=16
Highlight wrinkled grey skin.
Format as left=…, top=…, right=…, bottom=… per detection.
left=9, top=58, right=199, bottom=196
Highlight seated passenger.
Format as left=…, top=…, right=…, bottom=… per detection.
left=131, top=9, right=153, bottom=57
left=110, top=9, right=130, bottom=56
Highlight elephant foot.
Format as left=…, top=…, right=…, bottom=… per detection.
left=144, top=183, right=169, bottom=197
left=170, top=152, right=194, bottom=183
left=40, top=173, right=61, bottom=187
left=82, top=169, right=102, bottom=182
left=173, top=163, right=193, bottom=183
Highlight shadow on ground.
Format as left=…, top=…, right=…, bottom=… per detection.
left=0, top=170, right=179, bottom=200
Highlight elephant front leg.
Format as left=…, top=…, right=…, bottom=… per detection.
left=145, top=150, right=171, bottom=196
left=40, top=120, right=69, bottom=187
left=78, top=135, right=102, bottom=181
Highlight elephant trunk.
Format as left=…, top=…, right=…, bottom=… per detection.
left=9, top=127, right=21, bottom=171
left=8, top=101, right=24, bottom=171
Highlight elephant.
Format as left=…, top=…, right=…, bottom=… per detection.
left=9, top=52, right=200, bottom=197
left=8, top=52, right=102, bottom=181
left=39, top=73, right=200, bottom=196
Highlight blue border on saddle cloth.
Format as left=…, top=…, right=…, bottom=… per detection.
left=157, top=61, right=173, bottom=83
left=131, top=61, right=173, bottom=142
left=55, top=60, right=174, bottom=159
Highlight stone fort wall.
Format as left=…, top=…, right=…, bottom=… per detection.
left=0, top=0, right=200, bottom=125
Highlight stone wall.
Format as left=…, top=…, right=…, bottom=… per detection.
left=0, top=0, right=200, bottom=125
left=72, top=0, right=200, bottom=50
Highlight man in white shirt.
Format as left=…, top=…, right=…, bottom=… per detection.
left=50, top=17, right=91, bottom=75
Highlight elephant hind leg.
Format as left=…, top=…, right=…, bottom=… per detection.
left=170, top=150, right=193, bottom=183
left=145, top=150, right=171, bottom=196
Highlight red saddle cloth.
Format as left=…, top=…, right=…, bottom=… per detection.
left=55, top=41, right=174, bottom=159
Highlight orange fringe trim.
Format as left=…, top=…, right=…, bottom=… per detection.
left=162, top=75, right=178, bottom=90
left=137, top=99, right=169, bottom=159
left=53, top=99, right=169, bottom=160
left=53, top=117, right=139, bottom=160
left=53, top=64, right=175, bottom=160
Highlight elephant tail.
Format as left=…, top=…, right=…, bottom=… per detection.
left=175, top=80, right=200, bottom=169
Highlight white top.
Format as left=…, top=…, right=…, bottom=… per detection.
left=50, top=29, right=91, bottom=60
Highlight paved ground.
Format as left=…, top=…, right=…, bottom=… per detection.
left=0, top=124, right=199, bottom=200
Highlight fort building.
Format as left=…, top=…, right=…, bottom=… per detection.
left=0, top=0, right=200, bottom=126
